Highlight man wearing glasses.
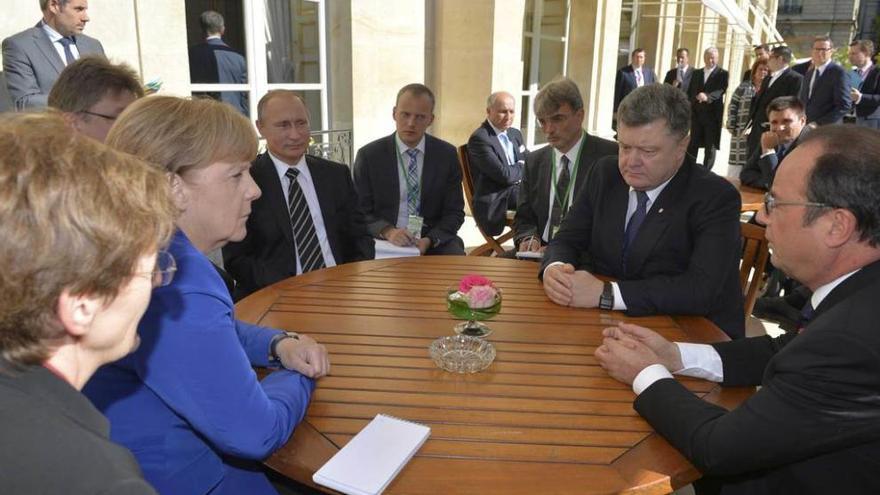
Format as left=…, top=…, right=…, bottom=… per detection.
left=541, top=84, right=744, bottom=339
left=48, top=56, right=143, bottom=142
left=514, top=77, right=617, bottom=256
left=595, top=125, right=880, bottom=493
left=799, top=36, right=852, bottom=126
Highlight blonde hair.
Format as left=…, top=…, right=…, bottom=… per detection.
left=0, top=111, right=176, bottom=366
left=106, top=96, right=258, bottom=176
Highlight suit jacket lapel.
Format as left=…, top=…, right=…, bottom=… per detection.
left=510, top=130, right=525, bottom=161
left=254, top=153, right=295, bottom=250
left=606, top=176, right=630, bottom=271
left=419, top=136, right=436, bottom=208
left=32, top=27, right=64, bottom=75
left=814, top=259, right=880, bottom=320
left=483, top=121, right=509, bottom=165
left=536, top=147, right=553, bottom=230
left=624, top=160, right=692, bottom=276
left=307, top=157, right=340, bottom=260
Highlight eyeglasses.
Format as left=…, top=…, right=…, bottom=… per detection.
left=763, top=192, right=830, bottom=215
left=812, top=47, right=833, bottom=52
left=137, top=250, right=177, bottom=288
left=80, top=110, right=120, bottom=121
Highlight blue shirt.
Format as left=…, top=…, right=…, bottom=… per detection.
left=84, top=230, right=314, bottom=494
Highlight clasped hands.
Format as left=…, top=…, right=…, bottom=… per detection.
left=543, top=263, right=604, bottom=308
left=276, top=334, right=331, bottom=378
left=382, top=227, right=431, bottom=254
left=594, top=323, right=683, bottom=385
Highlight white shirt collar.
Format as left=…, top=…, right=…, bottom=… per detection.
left=810, top=269, right=860, bottom=310
left=770, top=66, right=787, bottom=79
left=394, top=133, right=426, bottom=155
left=40, top=21, right=65, bottom=42
left=815, top=60, right=832, bottom=75
left=268, top=150, right=309, bottom=183
left=206, top=34, right=222, bottom=40
left=630, top=174, right=674, bottom=206
left=487, top=120, right=508, bottom=137
left=553, top=131, right=585, bottom=169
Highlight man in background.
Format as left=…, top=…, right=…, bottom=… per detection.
left=687, top=47, right=729, bottom=170
left=849, top=39, right=880, bottom=129
left=3, top=0, right=104, bottom=109
left=467, top=91, right=528, bottom=237
left=740, top=96, right=808, bottom=191
left=799, top=36, right=851, bottom=126
left=746, top=45, right=802, bottom=159
left=614, top=48, right=656, bottom=130
left=188, top=10, right=248, bottom=116
left=663, top=48, right=693, bottom=94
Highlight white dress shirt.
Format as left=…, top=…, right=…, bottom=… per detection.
left=41, top=22, right=80, bottom=65
left=542, top=132, right=586, bottom=242
left=269, top=152, right=337, bottom=274
left=632, top=269, right=861, bottom=395
left=394, top=133, right=426, bottom=229
left=767, top=66, right=787, bottom=88
left=703, top=65, right=716, bottom=84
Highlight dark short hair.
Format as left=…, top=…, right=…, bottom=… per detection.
left=48, top=56, right=144, bottom=113
left=766, top=96, right=804, bottom=117
left=800, top=126, right=880, bottom=246
left=534, top=77, right=583, bottom=117
left=850, top=39, right=875, bottom=57
left=676, top=47, right=689, bottom=56
left=770, top=45, right=793, bottom=63
left=396, top=83, right=435, bottom=112
left=632, top=48, right=645, bottom=56
left=814, top=35, right=834, bottom=48
left=617, top=83, right=690, bottom=139
left=199, top=10, right=225, bottom=35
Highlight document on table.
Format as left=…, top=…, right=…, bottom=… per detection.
left=515, top=250, right=543, bottom=260
left=374, top=239, right=420, bottom=259
left=313, top=414, right=431, bottom=495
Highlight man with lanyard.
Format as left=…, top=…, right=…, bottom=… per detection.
left=353, top=83, right=465, bottom=255
left=514, top=77, right=617, bottom=257
left=541, top=84, right=744, bottom=340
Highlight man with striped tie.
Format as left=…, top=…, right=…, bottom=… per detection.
left=223, top=90, right=374, bottom=299
left=353, top=83, right=466, bottom=255
left=3, top=0, right=104, bottom=110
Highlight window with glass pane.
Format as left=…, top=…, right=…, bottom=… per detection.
left=185, top=1, right=250, bottom=117
left=265, top=0, right=321, bottom=84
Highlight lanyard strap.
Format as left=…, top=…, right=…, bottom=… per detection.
left=550, top=131, right=586, bottom=212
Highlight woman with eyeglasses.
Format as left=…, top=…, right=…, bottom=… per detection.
left=83, top=96, right=330, bottom=495
left=0, top=112, right=176, bottom=493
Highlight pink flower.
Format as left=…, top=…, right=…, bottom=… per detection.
left=467, top=285, right=499, bottom=309
left=459, top=274, right=494, bottom=293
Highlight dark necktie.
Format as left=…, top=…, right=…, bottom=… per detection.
left=549, top=155, right=571, bottom=236
left=797, top=301, right=814, bottom=333
left=285, top=168, right=325, bottom=273
left=58, top=37, right=76, bottom=65
left=622, top=191, right=649, bottom=273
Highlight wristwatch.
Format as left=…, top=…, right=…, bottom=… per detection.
left=268, top=331, right=300, bottom=364
left=598, top=282, right=614, bottom=310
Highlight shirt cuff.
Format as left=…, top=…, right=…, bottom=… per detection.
left=760, top=149, right=776, bottom=158
left=632, top=363, right=673, bottom=395
left=542, top=261, right=564, bottom=279
left=673, top=342, right=724, bottom=382
left=611, top=282, right=627, bottom=310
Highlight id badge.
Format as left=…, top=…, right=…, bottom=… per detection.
left=407, top=215, right=424, bottom=238
left=551, top=225, right=561, bottom=240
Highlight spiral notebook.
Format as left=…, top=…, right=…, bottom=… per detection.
left=312, top=414, right=431, bottom=495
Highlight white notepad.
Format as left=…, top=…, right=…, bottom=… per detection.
left=374, top=240, right=420, bottom=259
left=312, top=414, right=431, bottom=495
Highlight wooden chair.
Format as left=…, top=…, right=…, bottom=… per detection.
left=740, top=221, right=771, bottom=317
left=457, top=144, right=515, bottom=256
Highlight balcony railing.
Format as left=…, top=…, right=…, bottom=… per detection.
left=308, top=129, right=354, bottom=166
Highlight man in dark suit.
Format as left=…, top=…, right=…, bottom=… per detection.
left=791, top=59, right=811, bottom=76
left=542, top=84, right=744, bottom=339
left=595, top=125, right=880, bottom=494
left=687, top=47, right=729, bottom=170
left=2, top=0, right=104, bottom=110
left=224, top=90, right=373, bottom=299
left=353, top=83, right=465, bottom=255
left=514, top=77, right=617, bottom=256
left=740, top=96, right=808, bottom=190
left=614, top=48, right=657, bottom=129
left=799, top=36, right=852, bottom=126
left=467, top=91, right=528, bottom=236
left=188, top=10, right=248, bottom=116
left=663, top=47, right=694, bottom=94
left=745, top=45, right=803, bottom=159
left=849, top=39, right=880, bottom=129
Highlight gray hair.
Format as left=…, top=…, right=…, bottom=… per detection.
left=704, top=46, right=719, bottom=56
left=487, top=91, right=514, bottom=108
left=801, top=126, right=880, bottom=246
left=199, top=11, right=225, bottom=36
left=534, top=77, right=583, bottom=117
left=617, top=84, right=690, bottom=139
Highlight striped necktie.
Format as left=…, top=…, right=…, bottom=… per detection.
left=405, top=148, right=420, bottom=215
left=285, top=168, right=325, bottom=273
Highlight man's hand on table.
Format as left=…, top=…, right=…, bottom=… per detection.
left=382, top=227, right=417, bottom=247
left=543, top=264, right=604, bottom=308
left=277, top=334, right=330, bottom=378
left=595, top=323, right=682, bottom=385
left=416, top=237, right=432, bottom=255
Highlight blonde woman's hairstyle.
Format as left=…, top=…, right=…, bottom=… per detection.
left=105, top=96, right=258, bottom=176
left=0, top=111, right=177, bottom=366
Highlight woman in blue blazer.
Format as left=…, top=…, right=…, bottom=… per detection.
left=84, top=96, right=330, bottom=495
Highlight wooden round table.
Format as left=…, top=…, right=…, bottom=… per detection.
left=236, top=257, right=752, bottom=494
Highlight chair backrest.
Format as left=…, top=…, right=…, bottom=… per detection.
left=740, top=221, right=771, bottom=317
left=457, top=144, right=477, bottom=207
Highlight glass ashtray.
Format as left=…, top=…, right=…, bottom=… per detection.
left=428, top=335, right=496, bottom=373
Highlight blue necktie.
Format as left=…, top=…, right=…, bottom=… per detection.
left=405, top=148, right=420, bottom=215
left=797, top=301, right=814, bottom=333
left=58, top=37, right=76, bottom=65
left=498, top=133, right=515, bottom=165
left=622, top=191, right=649, bottom=273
